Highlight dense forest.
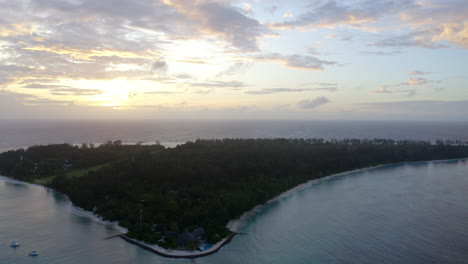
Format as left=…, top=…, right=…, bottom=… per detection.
left=1, top=138, right=468, bottom=249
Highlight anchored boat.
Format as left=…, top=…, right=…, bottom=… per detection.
left=10, top=241, right=19, bottom=248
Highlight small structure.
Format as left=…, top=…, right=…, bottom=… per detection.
left=177, top=229, right=196, bottom=248
left=191, top=227, right=205, bottom=240
left=176, top=227, right=206, bottom=248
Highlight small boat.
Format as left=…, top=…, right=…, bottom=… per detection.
left=10, top=241, right=19, bottom=248
left=29, top=251, right=39, bottom=256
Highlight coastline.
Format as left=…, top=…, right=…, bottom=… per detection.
left=1, top=157, right=467, bottom=258
left=119, top=232, right=238, bottom=259
left=227, top=157, right=468, bottom=231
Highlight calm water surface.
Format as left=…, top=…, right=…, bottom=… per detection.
left=1, top=120, right=468, bottom=152
left=1, top=160, right=467, bottom=264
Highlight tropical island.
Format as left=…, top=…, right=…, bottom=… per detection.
left=1, top=138, right=467, bottom=258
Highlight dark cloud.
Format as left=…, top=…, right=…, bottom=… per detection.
left=297, top=96, right=330, bottom=109
left=151, top=60, right=168, bottom=73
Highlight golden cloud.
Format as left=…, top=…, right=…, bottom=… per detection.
left=0, top=24, right=35, bottom=37
left=23, top=45, right=160, bottom=61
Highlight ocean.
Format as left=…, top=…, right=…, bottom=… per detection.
left=1, top=120, right=467, bottom=152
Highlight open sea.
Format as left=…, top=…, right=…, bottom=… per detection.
left=1, top=120, right=467, bottom=263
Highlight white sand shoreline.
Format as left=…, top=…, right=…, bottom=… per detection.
left=227, top=157, right=468, bottom=231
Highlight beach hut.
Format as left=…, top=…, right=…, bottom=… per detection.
left=177, top=229, right=196, bottom=247
left=191, top=227, right=205, bottom=240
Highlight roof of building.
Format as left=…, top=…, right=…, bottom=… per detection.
left=191, top=227, right=205, bottom=239
left=177, top=229, right=196, bottom=247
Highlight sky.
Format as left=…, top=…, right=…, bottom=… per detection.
left=0, top=0, right=467, bottom=120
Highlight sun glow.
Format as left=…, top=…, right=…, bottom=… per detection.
left=56, top=79, right=136, bottom=107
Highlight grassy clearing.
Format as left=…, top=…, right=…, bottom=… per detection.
left=35, top=162, right=112, bottom=185
left=66, top=162, right=111, bottom=178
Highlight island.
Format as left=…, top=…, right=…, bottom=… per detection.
left=1, top=138, right=467, bottom=258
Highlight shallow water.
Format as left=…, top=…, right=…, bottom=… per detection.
left=1, top=160, right=467, bottom=264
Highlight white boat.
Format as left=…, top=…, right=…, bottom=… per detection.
left=29, top=250, right=39, bottom=256
left=10, top=241, right=19, bottom=247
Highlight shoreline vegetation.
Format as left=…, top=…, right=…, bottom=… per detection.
left=1, top=138, right=468, bottom=258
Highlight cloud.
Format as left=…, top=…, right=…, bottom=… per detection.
left=271, top=0, right=416, bottom=29
left=194, top=89, right=213, bottom=95
left=265, top=5, right=279, bottom=15
left=327, top=34, right=353, bottom=41
left=144, top=91, right=183, bottom=95
left=216, top=62, right=253, bottom=77
left=23, top=84, right=69, bottom=89
left=250, top=53, right=337, bottom=71
left=151, top=60, right=168, bottom=73
left=245, top=88, right=311, bottom=95
left=177, top=58, right=211, bottom=65
left=50, top=88, right=103, bottom=96
left=163, top=0, right=271, bottom=51
left=371, top=30, right=449, bottom=49
left=376, top=78, right=441, bottom=93
left=21, top=83, right=103, bottom=96
left=409, top=70, right=431, bottom=75
left=0, top=0, right=274, bottom=92
left=372, top=21, right=468, bottom=49
left=246, top=87, right=338, bottom=95
left=407, top=78, right=432, bottom=86
left=270, top=0, right=468, bottom=50
left=312, top=87, right=338, bottom=92
left=283, top=11, right=293, bottom=19
left=6, top=90, right=74, bottom=106
left=373, top=85, right=416, bottom=96
left=189, top=80, right=248, bottom=89
left=297, top=96, right=330, bottom=109
left=302, top=82, right=338, bottom=87
left=360, top=51, right=403, bottom=56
